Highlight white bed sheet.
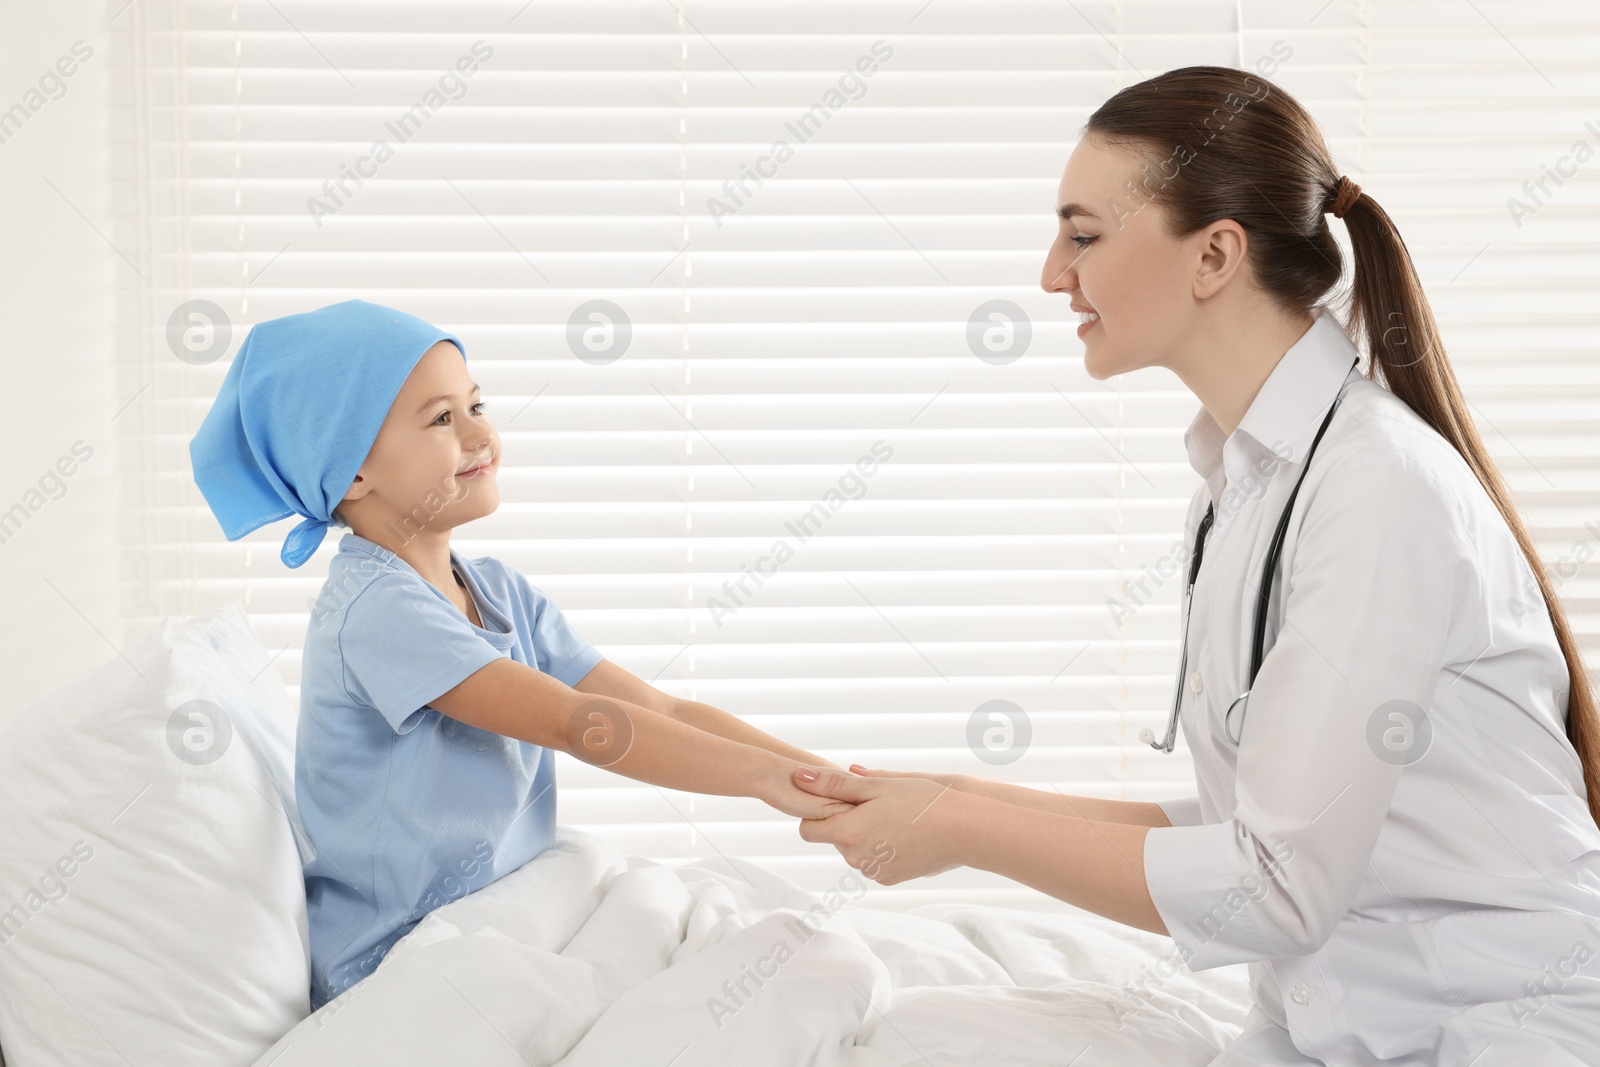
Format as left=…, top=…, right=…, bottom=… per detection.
left=255, top=828, right=1251, bottom=1066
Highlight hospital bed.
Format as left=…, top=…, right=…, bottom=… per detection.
left=0, top=602, right=1251, bottom=1066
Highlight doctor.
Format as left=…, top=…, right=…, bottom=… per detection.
left=793, top=65, right=1600, bottom=1065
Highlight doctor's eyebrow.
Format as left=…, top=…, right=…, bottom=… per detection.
left=415, top=382, right=481, bottom=415
left=1057, top=203, right=1099, bottom=220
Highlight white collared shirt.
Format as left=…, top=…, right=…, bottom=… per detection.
left=1142, top=305, right=1600, bottom=1064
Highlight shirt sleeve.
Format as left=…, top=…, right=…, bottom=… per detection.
left=1143, top=445, right=1477, bottom=968
left=499, top=564, right=603, bottom=687
left=338, top=573, right=507, bottom=733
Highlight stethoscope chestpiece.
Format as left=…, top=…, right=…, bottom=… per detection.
left=1224, top=691, right=1249, bottom=747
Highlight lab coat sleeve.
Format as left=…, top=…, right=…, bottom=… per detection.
left=1157, top=796, right=1205, bottom=827
left=1143, top=445, right=1477, bottom=968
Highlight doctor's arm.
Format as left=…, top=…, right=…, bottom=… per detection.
left=793, top=767, right=1170, bottom=934
left=793, top=450, right=1470, bottom=952
left=832, top=765, right=1177, bottom=827
left=572, top=658, right=845, bottom=771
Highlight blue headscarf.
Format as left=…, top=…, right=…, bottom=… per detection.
left=189, top=300, right=463, bottom=568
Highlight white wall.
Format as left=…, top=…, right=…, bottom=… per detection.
left=0, top=1, right=118, bottom=731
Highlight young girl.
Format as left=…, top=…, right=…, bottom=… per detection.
left=793, top=66, right=1600, bottom=1064
left=189, top=299, right=848, bottom=1011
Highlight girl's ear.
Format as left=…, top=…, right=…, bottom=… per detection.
left=341, top=472, right=371, bottom=505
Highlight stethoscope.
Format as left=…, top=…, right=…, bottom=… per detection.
left=1141, top=356, right=1359, bottom=753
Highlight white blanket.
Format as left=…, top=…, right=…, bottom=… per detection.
left=254, top=829, right=1250, bottom=1066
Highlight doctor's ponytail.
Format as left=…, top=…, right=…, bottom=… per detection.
left=1337, top=179, right=1600, bottom=830
left=1085, top=65, right=1600, bottom=830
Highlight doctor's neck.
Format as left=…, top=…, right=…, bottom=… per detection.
left=1173, top=297, right=1317, bottom=440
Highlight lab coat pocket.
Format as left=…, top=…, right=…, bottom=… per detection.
left=1426, top=908, right=1600, bottom=1009
left=1526, top=791, right=1600, bottom=864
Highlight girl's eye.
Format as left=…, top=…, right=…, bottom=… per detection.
left=433, top=401, right=486, bottom=425
left=1071, top=235, right=1096, bottom=249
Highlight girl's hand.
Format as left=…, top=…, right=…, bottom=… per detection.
left=791, top=766, right=967, bottom=885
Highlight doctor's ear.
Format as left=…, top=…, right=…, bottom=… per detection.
left=1191, top=218, right=1249, bottom=300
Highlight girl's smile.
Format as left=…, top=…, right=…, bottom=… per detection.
left=456, top=453, right=496, bottom=480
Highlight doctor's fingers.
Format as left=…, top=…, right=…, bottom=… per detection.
left=797, top=808, right=867, bottom=846
left=793, top=766, right=878, bottom=803
left=811, top=797, right=856, bottom=819
left=797, top=815, right=835, bottom=845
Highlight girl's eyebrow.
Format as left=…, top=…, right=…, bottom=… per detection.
left=414, top=382, right=481, bottom=415
left=1057, top=202, right=1099, bottom=220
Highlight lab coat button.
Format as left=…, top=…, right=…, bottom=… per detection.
left=1190, top=671, right=1203, bottom=694
left=1291, top=982, right=1313, bottom=1006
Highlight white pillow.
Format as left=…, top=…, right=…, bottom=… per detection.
left=0, top=601, right=309, bottom=1065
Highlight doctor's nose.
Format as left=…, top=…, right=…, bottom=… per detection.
left=1041, top=245, right=1076, bottom=294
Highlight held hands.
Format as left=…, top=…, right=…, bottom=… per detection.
left=759, top=760, right=857, bottom=820
left=789, top=764, right=968, bottom=885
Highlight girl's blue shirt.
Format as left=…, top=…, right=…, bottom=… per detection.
left=295, top=531, right=602, bottom=1010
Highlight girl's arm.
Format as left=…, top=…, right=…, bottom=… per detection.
left=573, top=659, right=846, bottom=772
left=844, top=765, right=1173, bottom=827
left=430, top=657, right=850, bottom=820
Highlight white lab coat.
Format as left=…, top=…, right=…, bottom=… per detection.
left=1142, top=305, right=1600, bottom=1065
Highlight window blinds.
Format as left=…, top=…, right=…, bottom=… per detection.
left=111, top=0, right=1599, bottom=907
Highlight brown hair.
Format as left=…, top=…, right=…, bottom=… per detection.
left=1084, top=65, right=1600, bottom=827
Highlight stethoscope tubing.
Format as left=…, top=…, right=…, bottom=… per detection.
left=1145, top=356, right=1360, bottom=753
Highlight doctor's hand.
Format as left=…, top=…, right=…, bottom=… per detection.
left=758, top=759, right=858, bottom=821
left=792, top=766, right=966, bottom=885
